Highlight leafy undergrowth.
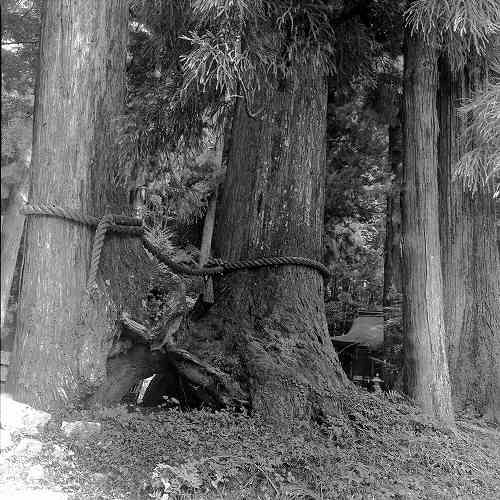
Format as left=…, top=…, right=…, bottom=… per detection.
left=1, top=390, right=499, bottom=499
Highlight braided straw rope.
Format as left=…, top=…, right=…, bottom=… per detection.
left=21, top=203, right=143, bottom=234
left=21, top=203, right=331, bottom=286
left=142, top=231, right=330, bottom=277
left=87, top=214, right=114, bottom=290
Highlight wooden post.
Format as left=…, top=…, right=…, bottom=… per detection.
left=130, top=185, right=147, bottom=219
left=198, top=117, right=224, bottom=304
left=199, top=188, right=218, bottom=303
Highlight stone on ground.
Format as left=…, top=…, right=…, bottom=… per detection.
left=60, top=420, right=101, bottom=440
left=26, top=464, right=45, bottom=480
left=0, top=428, right=13, bottom=450
left=51, top=443, right=74, bottom=460
left=13, top=437, right=44, bottom=456
left=0, top=394, right=51, bottom=435
left=0, top=487, right=67, bottom=500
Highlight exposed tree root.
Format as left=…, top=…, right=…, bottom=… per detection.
left=103, top=312, right=248, bottom=409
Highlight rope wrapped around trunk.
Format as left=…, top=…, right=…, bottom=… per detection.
left=20, top=203, right=331, bottom=289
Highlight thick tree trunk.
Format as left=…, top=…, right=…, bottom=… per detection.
left=438, top=57, right=500, bottom=422
left=0, top=178, right=28, bottom=330
left=7, top=0, right=155, bottom=409
left=177, top=62, right=349, bottom=425
left=401, top=33, right=454, bottom=424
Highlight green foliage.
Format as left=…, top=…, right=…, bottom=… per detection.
left=1, top=0, right=40, bottom=92
left=363, top=62, right=403, bottom=126
left=1, top=98, right=33, bottom=168
left=124, top=0, right=405, bottom=163
left=126, top=0, right=340, bottom=161
left=186, top=0, right=340, bottom=79
left=1, top=0, right=39, bottom=185
left=121, top=1, right=406, bottom=250
left=405, top=2, right=499, bottom=194
left=144, top=147, right=224, bottom=225
left=406, top=0, right=500, bottom=69
left=120, top=1, right=226, bottom=234
left=455, top=76, right=500, bottom=195
left=324, top=99, right=387, bottom=321
left=120, top=1, right=198, bottom=166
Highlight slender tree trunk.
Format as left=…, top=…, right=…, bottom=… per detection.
left=383, top=118, right=403, bottom=305
left=383, top=117, right=403, bottom=389
left=0, top=178, right=28, bottom=330
left=177, top=62, right=349, bottom=426
left=7, top=0, right=156, bottom=409
left=401, top=33, right=454, bottom=424
left=497, top=203, right=500, bottom=254
left=438, top=56, right=500, bottom=422
left=198, top=125, right=223, bottom=304
left=199, top=189, right=217, bottom=304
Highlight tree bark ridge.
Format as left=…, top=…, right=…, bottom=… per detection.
left=177, top=61, right=349, bottom=426
left=438, top=56, right=500, bottom=422
left=402, top=33, right=454, bottom=424
left=8, top=0, right=155, bottom=409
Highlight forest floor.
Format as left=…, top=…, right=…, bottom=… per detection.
left=0, top=389, right=499, bottom=500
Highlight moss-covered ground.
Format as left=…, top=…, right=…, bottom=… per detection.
left=1, top=390, right=499, bottom=499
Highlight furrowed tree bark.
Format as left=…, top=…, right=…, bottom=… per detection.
left=177, top=61, right=349, bottom=425
left=7, top=0, right=155, bottom=409
left=438, top=56, right=500, bottom=423
left=401, top=33, right=454, bottom=424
